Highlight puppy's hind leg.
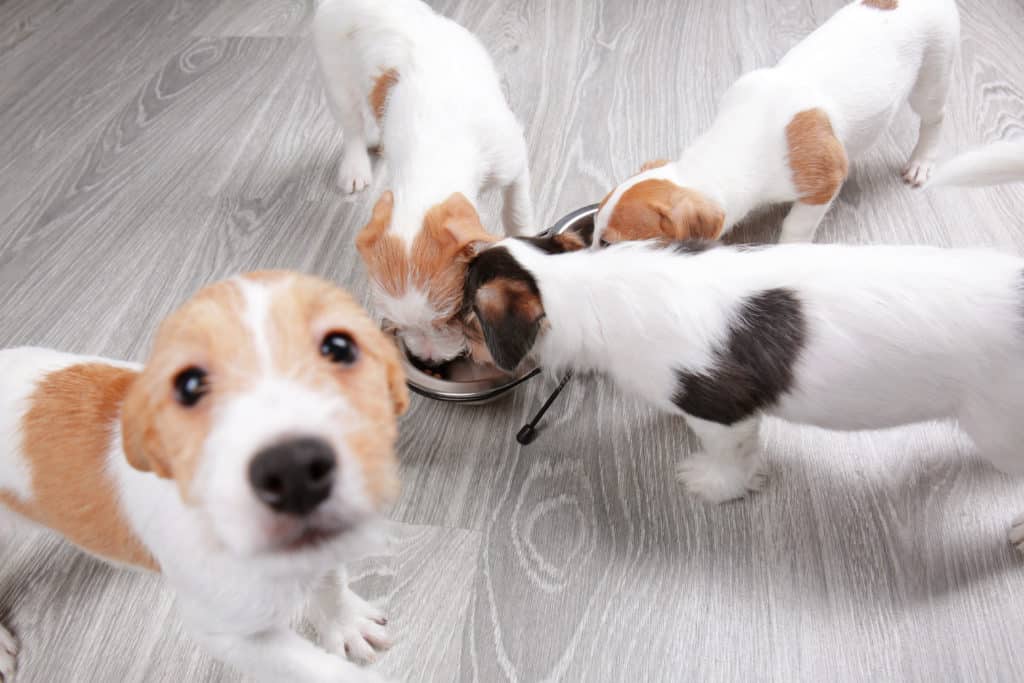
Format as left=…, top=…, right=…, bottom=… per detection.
left=0, top=623, right=17, bottom=683
left=903, top=18, right=958, bottom=187
left=677, top=415, right=766, bottom=504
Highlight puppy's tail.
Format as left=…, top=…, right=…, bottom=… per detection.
left=927, top=140, right=1024, bottom=188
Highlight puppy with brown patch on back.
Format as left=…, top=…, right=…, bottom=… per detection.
left=314, top=0, right=535, bottom=367
left=0, top=272, right=408, bottom=683
left=594, top=0, right=960, bottom=247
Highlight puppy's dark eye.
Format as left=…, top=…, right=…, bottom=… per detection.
left=320, top=332, right=358, bottom=365
left=173, top=367, right=208, bottom=407
left=599, top=239, right=610, bottom=248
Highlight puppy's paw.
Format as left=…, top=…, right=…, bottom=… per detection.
left=1010, top=514, right=1024, bottom=554
left=0, top=624, right=17, bottom=683
left=902, top=159, right=934, bottom=187
left=322, top=591, right=392, bottom=665
left=336, top=152, right=373, bottom=194
left=677, top=452, right=765, bottom=504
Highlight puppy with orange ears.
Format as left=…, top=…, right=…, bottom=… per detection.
left=594, top=0, right=960, bottom=247
left=314, top=0, right=534, bottom=367
left=0, top=272, right=408, bottom=683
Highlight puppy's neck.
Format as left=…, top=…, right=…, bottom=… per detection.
left=515, top=243, right=662, bottom=373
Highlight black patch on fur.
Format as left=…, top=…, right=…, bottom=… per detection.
left=464, top=246, right=545, bottom=371
left=673, top=288, right=806, bottom=425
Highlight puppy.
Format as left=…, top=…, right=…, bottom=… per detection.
left=465, top=238, right=1024, bottom=550
left=0, top=272, right=409, bottom=683
left=314, top=0, right=534, bottom=366
left=594, top=0, right=960, bottom=246
left=928, top=139, right=1024, bottom=187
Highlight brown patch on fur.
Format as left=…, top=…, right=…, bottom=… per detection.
left=602, top=179, right=725, bottom=244
left=639, top=159, right=672, bottom=173
left=476, top=278, right=544, bottom=323
left=785, top=108, right=849, bottom=205
left=862, top=0, right=897, bottom=9
left=369, top=68, right=399, bottom=122
left=9, top=364, right=158, bottom=570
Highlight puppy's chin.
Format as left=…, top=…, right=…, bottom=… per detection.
left=212, top=513, right=385, bottom=579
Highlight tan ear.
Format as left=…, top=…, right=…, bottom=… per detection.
left=423, top=193, right=498, bottom=258
left=120, top=377, right=172, bottom=478
left=356, top=191, right=395, bottom=258
left=659, top=189, right=725, bottom=241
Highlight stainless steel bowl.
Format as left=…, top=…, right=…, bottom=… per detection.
left=397, top=204, right=599, bottom=404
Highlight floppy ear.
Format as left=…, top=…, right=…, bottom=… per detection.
left=357, top=191, right=411, bottom=295
left=473, top=277, right=545, bottom=372
left=356, top=191, right=395, bottom=258
left=423, top=192, right=498, bottom=259
left=120, top=377, right=172, bottom=478
left=657, top=188, right=725, bottom=241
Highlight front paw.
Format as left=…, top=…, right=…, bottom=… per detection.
left=676, top=452, right=765, bottom=504
left=321, top=592, right=392, bottom=665
left=0, top=625, right=18, bottom=683
left=336, top=152, right=373, bottom=194
left=902, top=159, right=934, bottom=187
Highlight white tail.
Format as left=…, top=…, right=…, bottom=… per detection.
left=927, top=140, right=1024, bottom=188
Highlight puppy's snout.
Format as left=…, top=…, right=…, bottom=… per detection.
left=248, top=437, right=337, bottom=516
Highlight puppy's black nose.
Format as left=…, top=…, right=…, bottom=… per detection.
left=248, top=437, right=336, bottom=516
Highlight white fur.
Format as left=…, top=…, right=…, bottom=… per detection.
left=594, top=0, right=960, bottom=245
left=0, top=279, right=395, bottom=683
left=928, top=140, right=1024, bottom=187
left=494, top=237, right=1024, bottom=542
left=314, top=0, right=534, bottom=363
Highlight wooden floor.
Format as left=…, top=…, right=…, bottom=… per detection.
left=2, top=0, right=1024, bottom=680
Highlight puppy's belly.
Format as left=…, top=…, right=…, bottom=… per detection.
left=769, top=387, right=953, bottom=432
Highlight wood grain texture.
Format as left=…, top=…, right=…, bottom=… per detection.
left=2, top=0, right=1024, bottom=681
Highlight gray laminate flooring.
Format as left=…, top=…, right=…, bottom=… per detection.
left=2, top=0, right=1024, bottom=681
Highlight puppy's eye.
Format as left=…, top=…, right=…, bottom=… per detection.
left=173, top=367, right=208, bottom=407
left=320, top=332, right=359, bottom=365
left=599, top=239, right=610, bottom=248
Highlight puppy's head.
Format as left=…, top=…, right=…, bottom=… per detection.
left=594, top=170, right=724, bottom=246
left=121, top=272, right=408, bottom=559
left=464, top=244, right=547, bottom=373
left=357, top=191, right=498, bottom=367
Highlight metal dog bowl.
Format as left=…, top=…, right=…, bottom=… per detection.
left=398, top=204, right=599, bottom=404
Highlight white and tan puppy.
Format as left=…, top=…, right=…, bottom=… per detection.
left=314, top=0, right=534, bottom=366
left=0, top=272, right=409, bottom=683
left=594, top=0, right=960, bottom=246
left=465, top=238, right=1024, bottom=550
